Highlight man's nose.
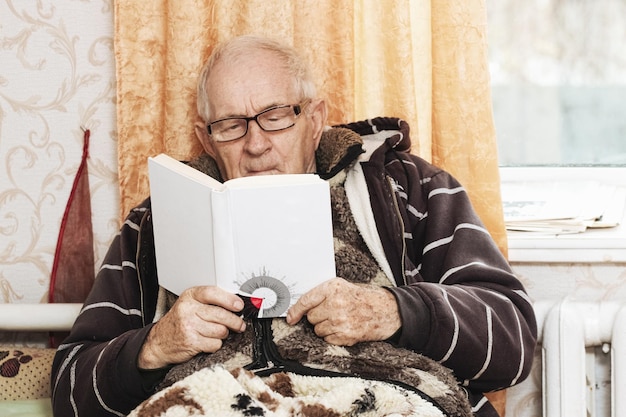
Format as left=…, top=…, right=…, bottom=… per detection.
left=243, top=120, right=272, bottom=153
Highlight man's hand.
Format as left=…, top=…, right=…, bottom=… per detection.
left=138, top=286, right=246, bottom=370
left=286, top=278, right=401, bottom=346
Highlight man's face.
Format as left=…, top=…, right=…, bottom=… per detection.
left=195, top=50, right=326, bottom=181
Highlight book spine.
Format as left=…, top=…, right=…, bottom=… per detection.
left=211, top=190, right=238, bottom=291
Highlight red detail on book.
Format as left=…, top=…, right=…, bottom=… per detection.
left=251, top=297, right=264, bottom=309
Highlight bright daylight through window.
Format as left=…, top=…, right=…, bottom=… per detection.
left=487, top=0, right=626, bottom=167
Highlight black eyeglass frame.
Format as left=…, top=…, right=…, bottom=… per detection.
left=206, top=101, right=309, bottom=142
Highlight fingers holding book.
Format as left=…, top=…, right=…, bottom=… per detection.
left=286, top=278, right=401, bottom=346
left=138, top=286, right=246, bottom=369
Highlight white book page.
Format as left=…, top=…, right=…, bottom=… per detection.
left=148, top=155, right=220, bottom=295
left=216, top=178, right=336, bottom=318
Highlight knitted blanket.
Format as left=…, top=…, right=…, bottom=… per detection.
left=129, top=365, right=468, bottom=417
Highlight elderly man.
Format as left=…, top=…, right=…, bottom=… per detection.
left=52, top=35, right=536, bottom=417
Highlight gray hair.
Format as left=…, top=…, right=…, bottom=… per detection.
left=196, top=35, right=317, bottom=122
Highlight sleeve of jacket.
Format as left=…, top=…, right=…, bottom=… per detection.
left=384, top=158, right=537, bottom=393
left=50, top=200, right=165, bottom=416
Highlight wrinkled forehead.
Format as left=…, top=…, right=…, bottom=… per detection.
left=205, top=51, right=300, bottom=114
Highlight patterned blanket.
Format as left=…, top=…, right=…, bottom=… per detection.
left=129, top=365, right=469, bottom=417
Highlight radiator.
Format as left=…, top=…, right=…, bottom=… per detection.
left=536, top=300, right=626, bottom=417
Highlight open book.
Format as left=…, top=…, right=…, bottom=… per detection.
left=148, top=154, right=336, bottom=318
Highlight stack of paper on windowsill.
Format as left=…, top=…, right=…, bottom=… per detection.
left=501, top=181, right=625, bottom=235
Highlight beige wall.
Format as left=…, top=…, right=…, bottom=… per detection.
left=0, top=1, right=119, bottom=305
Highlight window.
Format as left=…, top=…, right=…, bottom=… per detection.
left=487, top=0, right=626, bottom=167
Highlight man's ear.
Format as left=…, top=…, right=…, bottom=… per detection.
left=308, top=98, right=327, bottom=149
left=195, top=121, right=217, bottom=158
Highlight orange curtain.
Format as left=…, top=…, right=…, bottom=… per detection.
left=114, top=0, right=507, bottom=257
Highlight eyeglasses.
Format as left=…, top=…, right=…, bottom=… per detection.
left=206, top=101, right=309, bottom=142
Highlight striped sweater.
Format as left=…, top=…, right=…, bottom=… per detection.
left=51, top=117, right=537, bottom=416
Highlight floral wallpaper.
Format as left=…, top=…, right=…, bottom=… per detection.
left=0, top=0, right=119, bottom=304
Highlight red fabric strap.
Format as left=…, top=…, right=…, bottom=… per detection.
left=49, top=129, right=95, bottom=304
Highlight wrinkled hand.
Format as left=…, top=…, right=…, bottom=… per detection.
left=286, top=278, right=401, bottom=346
left=138, top=286, right=246, bottom=370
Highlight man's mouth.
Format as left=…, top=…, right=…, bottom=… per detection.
left=246, top=168, right=278, bottom=176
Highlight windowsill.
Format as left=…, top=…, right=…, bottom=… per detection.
left=500, top=167, right=626, bottom=264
